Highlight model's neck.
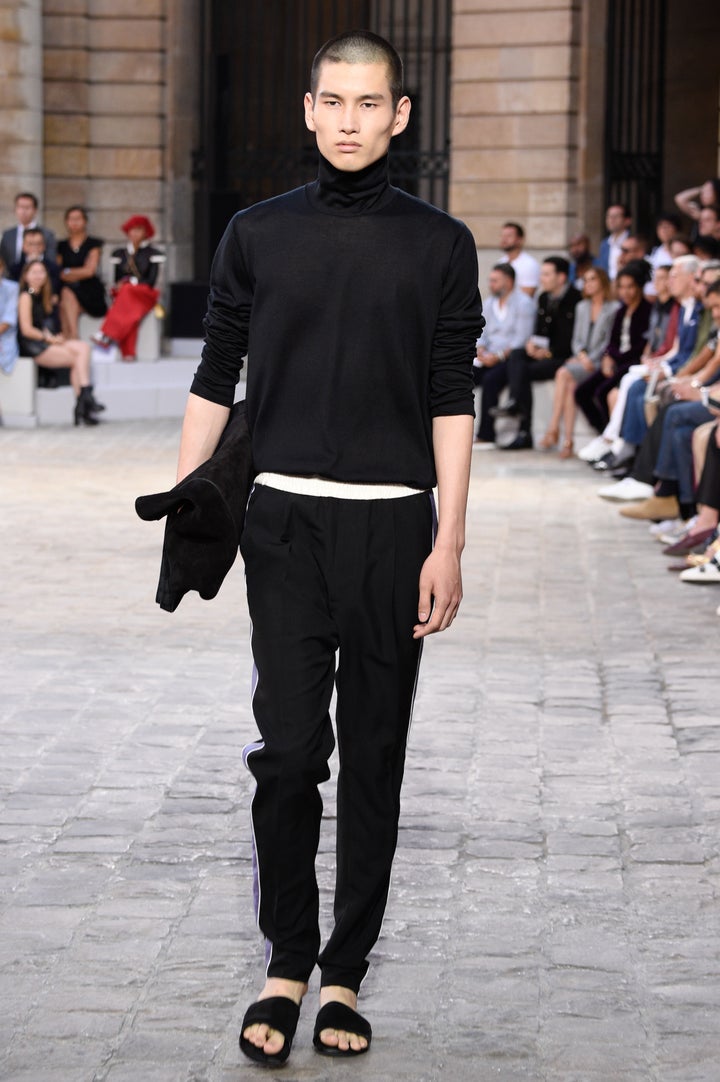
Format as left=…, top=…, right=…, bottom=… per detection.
left=307, top=153, right=393, bottom=215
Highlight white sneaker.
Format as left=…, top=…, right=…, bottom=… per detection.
left=649, top=517, right=684, bottom=538
left=578, top=435, right=612, bottom=462
left=597, top=478, right=654, bottom=502
left=680, top=555, right=720, bottom=583
left=658, top=517, right=697, bottom=545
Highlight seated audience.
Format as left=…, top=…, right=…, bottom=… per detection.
left=17, top=260, right=104, bottom=425
left=57, top=205, right=108, bottom=339
left=539, top=267, right=617, bottom=457
left=0, top=256, right=19, bottom=375
left=567, top=232, right=597, bottom=289
left=491, top=256, right=582, bottom=449
left=574, top=261, right=652, bottom=435
left=472, top=263, right=536, bottom=445
left=613, top=256, right=703, bottom=464
left=611, top=282, right=720, bottom=526
left=597, top=267, right=720, bottom=506
left=579, top=260, right=686, bottom=468
left=92, top=215, right=165, bottom=361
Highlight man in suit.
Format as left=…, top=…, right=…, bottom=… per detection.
left=0, top=192, right=56, bottom=269
left=598, top=203, right=631, bottom=282
left=492, top=256, right=582, bottom=449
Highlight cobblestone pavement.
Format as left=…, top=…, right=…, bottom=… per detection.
left=1, top=420, right=719, bottom=1082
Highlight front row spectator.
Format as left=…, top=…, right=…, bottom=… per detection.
left=9, top=227, right=61, bottom=296
left=0, top=257, right=19, bottom=376
left=57, top=205, right=108, bottom=339
left=538, top=267, right=617, bottom=457
left=491, top=256, right=582, bottom=449
left=472, top=263, right=536, bottom=445
left=574, top=260, right=652, bottom=434
left=17, top=260, right=104, bottom=426
left=91, top=215, right=165, bottom=361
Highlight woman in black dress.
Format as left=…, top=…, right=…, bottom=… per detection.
left=18, top=260, right=104, bottom=425
left=57, top=205, right=107, bottom=339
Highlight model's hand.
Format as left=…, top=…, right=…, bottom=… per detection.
left=601, top=355, right=615, bottom=378
left=413, top=545, right=463, bottom=638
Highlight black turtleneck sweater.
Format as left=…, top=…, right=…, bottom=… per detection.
left=192, top=154, right=484, bottom=488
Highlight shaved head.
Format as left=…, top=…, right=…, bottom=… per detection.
left=310, top=30, right=404, bottom=108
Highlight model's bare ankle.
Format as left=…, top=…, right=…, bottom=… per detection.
left=260, top=977, right=307, bottom=1004
left=319, top=984, right=357, bottom=1008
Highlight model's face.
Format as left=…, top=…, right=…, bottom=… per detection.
left=304, top=60, right=410, bottom=172
left=66, top=210, right=87, bottom=234
left=25, top=261, right=47, bottom=290
left=15, top=198, right=36, bottom=227
left=709, top=297, right=720, bottom=325
left=617, top=276, right=640, bottom=307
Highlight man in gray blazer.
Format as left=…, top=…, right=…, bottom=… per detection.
left=0, top=192, right=56, bottom=269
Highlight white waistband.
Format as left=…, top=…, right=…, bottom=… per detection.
left=254, top=472, right=427, bottom=500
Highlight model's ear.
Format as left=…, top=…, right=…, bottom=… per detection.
left=304, top=92, right=316, bottom=133
left=391, top=95, right=411, bottom=138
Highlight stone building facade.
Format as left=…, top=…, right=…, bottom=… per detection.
left=1, top=0, right=718, bottom=312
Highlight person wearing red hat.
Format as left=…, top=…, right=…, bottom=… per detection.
left=91, top=214, right=165, bottom=360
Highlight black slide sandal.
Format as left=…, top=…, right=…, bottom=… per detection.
left=312, top=1002, right=372, bottom=1057
left=239, top=996, right=301, bottom=1066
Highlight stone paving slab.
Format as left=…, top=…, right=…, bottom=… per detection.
left=1, top=421, right=719, bottom=1081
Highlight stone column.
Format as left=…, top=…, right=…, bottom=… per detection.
left=449, top=0, right=581, bottom=278
left=0, top=0, right=44, bottom=215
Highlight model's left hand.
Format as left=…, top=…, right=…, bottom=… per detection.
left=413, top=545, right=463, bottom=638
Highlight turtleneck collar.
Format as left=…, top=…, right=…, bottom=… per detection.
left=305, top=153, right=395, bottom=216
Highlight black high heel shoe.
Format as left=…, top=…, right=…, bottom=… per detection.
left=87, top=385, right=106, bottom=413
left=74, top=387, right=100, bottom=426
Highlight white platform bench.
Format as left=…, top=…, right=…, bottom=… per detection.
left=0, top=358, right=38, bottom=427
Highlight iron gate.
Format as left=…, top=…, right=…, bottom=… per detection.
left=193, top=0, right=451, bottom=276
left=604, top=0, right=667, bottom=238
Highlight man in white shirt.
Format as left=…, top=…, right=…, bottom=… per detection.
left=498, top=221, right=540, bottom=297
left=473, top=263, right=537, bottom=443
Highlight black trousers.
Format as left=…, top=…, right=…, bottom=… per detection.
left=506, top=349, right=563, bottom=430
left=239, top=483, right=434, bottom=992
left=574, top=365, right=630, bottom=433
left=696, top=424, right=720, bottom=510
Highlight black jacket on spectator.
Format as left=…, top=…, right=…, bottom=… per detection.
left=534, top=285, right=583, bottom=360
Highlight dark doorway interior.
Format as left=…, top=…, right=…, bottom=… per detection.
left=193, top=0, right=451, bottom=278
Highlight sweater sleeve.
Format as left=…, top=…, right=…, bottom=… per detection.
left=191, top=215, right=252, bottom=407
left=429, top=224, right=484, bottom=417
